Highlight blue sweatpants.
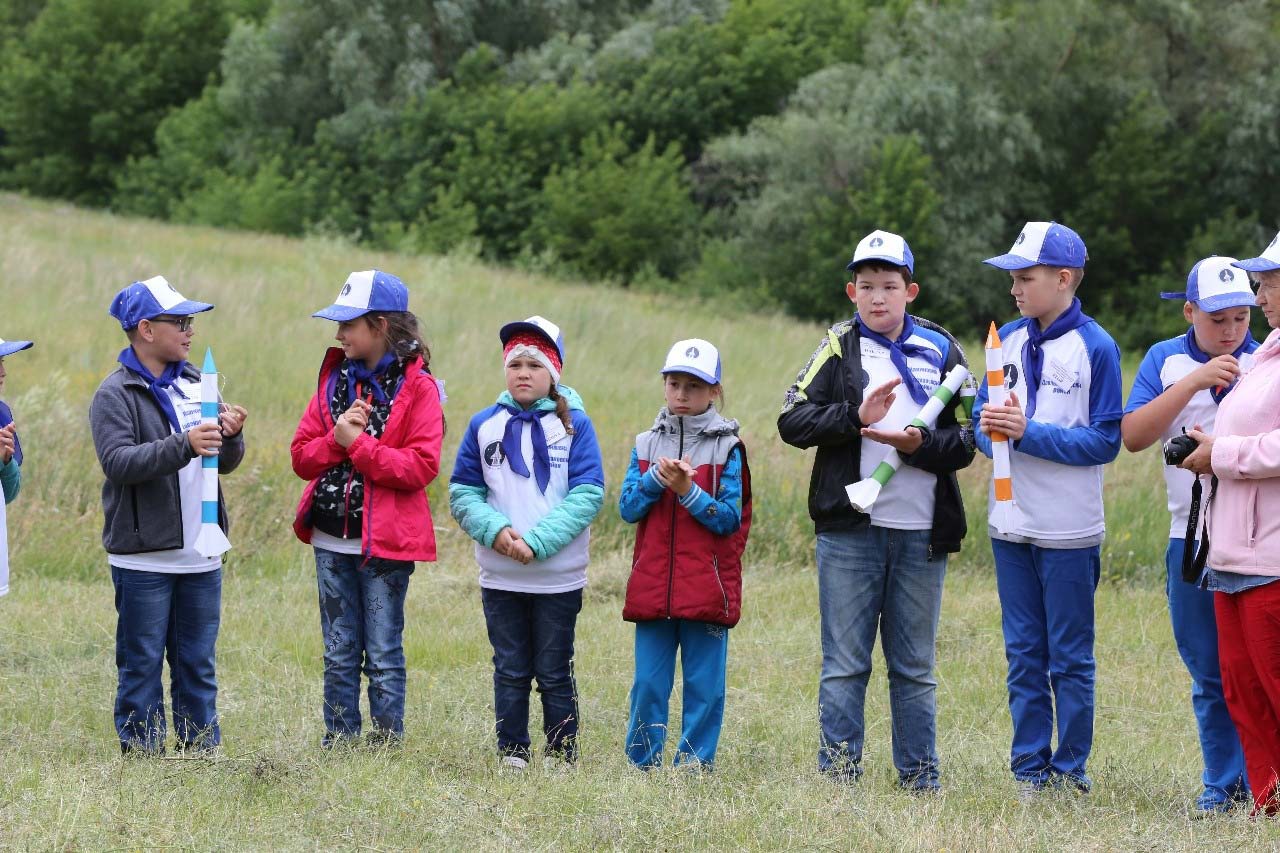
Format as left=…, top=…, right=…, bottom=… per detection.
left=626, top=619, right=729, bottom=768
left=1166, top=538, right=1250, bottom=809
left=992, top=539, right=1099, bottom=788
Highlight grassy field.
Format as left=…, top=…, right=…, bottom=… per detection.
left=1, top=195, right=1275, bottom=850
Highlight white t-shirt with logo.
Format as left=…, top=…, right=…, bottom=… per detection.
left=858, top=328, right=947, bottom=530
left=109, top=378, right=221, bottom=574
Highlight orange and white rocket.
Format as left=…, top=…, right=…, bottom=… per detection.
left=985, top=322, right=1025, bottom=534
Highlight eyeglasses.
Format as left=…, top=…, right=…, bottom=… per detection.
left=148, top=315, right=195, bottom=332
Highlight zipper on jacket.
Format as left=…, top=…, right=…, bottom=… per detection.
left=130, top=485, right=140, bottom=534
left=665, top=417, right=684, bottom=618
left=341, top=465, right=357, bottom=539
left=712, top=554, right=729, bottom=617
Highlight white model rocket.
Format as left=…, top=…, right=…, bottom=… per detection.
left=846, top=363, right=971, bottom=512
left=193, top=347, right=231, bottom=558
left=985, top=323, right=1025, bottom=534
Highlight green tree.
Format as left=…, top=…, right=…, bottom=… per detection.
left=0, top=0, right=236, bottom=204
left=528, top=127, right=698, bottom=281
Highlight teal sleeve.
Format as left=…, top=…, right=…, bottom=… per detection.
left=522, top=484, right=605, bottom=561
left=448, top=482, right=513, bottom=548
left=0, top=458, right=19, bottom=504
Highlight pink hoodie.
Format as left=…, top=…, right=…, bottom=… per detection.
left=1207, top=328, right=1280, bottom=577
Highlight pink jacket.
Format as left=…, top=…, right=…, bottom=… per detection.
left=1207, top=328, right=1280, bottom=577
left=291, top=348, right=444, bottom=563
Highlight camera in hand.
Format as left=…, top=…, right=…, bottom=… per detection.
left=1163, top=433, right=1198, bottom=467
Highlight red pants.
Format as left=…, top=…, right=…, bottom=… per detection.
left=1216, top=582, right=1280, bottom=815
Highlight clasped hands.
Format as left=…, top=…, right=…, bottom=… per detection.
left=494, top=526, right=535, bottom=564
left=334, top=399, right=372, bottom=449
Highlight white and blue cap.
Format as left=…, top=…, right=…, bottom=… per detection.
left=1232, top=231, right=1280, bottom=273
left=1161, top=256, right=1256, bottom=312
left=499, top=315, right=566, bottom=363
left=846, top=229, right=914, bottom=275
left=109, top=276, right=214, bottom=330
left=984, top=221, right=1088, bottom=270
left=0, top=338, right=33, bottom=358
left=312, top=270, right=409, bottom=321
left=662, top=338, right=721, bottom=385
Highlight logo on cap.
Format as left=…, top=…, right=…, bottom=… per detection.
left=340, top=282, right=352, bottom=296
left=869, top=237, right=884, bottom=248
left=1220, top=268, right=1234, bottom=282
left=685, top=346, right=699, bottom=358
left=1015, top=232, right=1026, bottom=245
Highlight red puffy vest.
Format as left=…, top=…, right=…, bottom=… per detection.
left=622, top=410, right=752, bottom=627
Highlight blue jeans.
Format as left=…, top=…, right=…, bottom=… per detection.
left=992, top=539, right=1099, bottom=788
left=315, top=548, right=412, bottom=737
left=816, top=527, right=946, bottom=789
left=626, top=619, right=729, bottom=768
left=1166, top=538, right=1250, bottom=809
left=111, top=565, right=222, bottom=752
left=480, top=587, right=582, bottom=761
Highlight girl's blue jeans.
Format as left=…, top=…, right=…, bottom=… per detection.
left=314, top=548, right=412, bottom=738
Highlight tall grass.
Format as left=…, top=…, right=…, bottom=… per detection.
left=0, top=196, right=1266, bottom=850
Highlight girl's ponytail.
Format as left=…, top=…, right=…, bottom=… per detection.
left=549, top=385, right=575, bottom=435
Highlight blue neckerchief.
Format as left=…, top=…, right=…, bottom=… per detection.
left=1185, top=327, right=1255, bottom=404
left=117, top=347, right=188, bottom=433
left=348, top=352, right=397, bottom=404
left=1021, top=298, right=1092, bottom=419
left=854, top=315, right=942, bottom=405
left=0, top=400, right=20, bottom=466
left=500, top=405, right=551, bottom=494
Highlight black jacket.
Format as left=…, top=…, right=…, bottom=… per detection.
left=777, top=316, right=974, bottom=554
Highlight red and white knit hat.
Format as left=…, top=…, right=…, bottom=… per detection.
left=500, top=315, right=564, bottom=384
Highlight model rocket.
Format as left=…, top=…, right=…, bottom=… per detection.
left=846, top=363, right=971, bottom=512
left=985, top=323, right=1025, bottom=534
left=193, top=347, right=231, bottom=558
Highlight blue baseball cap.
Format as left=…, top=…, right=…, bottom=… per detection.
left=662, top=338, right=721, bottom=385
left=846, top=229, right=915, bottom=276
left=0, top=338, right=33, bottom=358
left=984, top=221, right=1088, bottom=270
left=1161, top=256, right=1256, bottom=312
left=109, top=276, right=214, bottom=330
left=499, top=315, right=566, bottom=363
left=1232, top=231, right=1280, bottom=273
left=312, top=270, right=409, bottom=321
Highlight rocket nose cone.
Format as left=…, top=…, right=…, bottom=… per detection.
left=985, top=321, right=1001, bottom=348
left=202, top=347, right=216, bottom=373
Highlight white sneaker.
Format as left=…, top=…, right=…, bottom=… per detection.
left=500, top=754, right=529, bottom=771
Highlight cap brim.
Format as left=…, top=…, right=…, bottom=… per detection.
left=661, top=365, right=719, bottom=385
left=1232, top=257, right=1280, bottom=273
left=500, top=321, right=563, bottom=359
left=1194, top=293, right=1258, bottom=312
left=0, top=341, right=33, bottom=358
left=982, top=253, right=1039, bottom=270
left=164, top=300, right=215, bottom=316
left=847, top=254, right=913, bottom=274
left=312, top=304, right=370, bottom=321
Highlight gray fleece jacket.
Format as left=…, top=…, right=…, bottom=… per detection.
left=89, top=364, right=245, bottom=555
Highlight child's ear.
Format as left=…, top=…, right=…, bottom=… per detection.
left=845, top=281, right=857, bottom=302
left=905, top=281, right=920, bottom=303
left=1182, top=301, right=1195, bottom=324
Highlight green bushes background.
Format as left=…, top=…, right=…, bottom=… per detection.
left=3, top=0, right=1279, bottom=347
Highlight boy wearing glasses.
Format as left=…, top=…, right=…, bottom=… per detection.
left=1120, top=256, right=1257, bottom=815
left=90, top=276, right=248, bottom=755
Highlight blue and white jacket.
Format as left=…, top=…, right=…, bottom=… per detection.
left=449, top=385, right=605, bottom=593
left=974, top=316, right=1123, bottom=544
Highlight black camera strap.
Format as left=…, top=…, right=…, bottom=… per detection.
left=1181, top=474, right=1218, bottom=584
